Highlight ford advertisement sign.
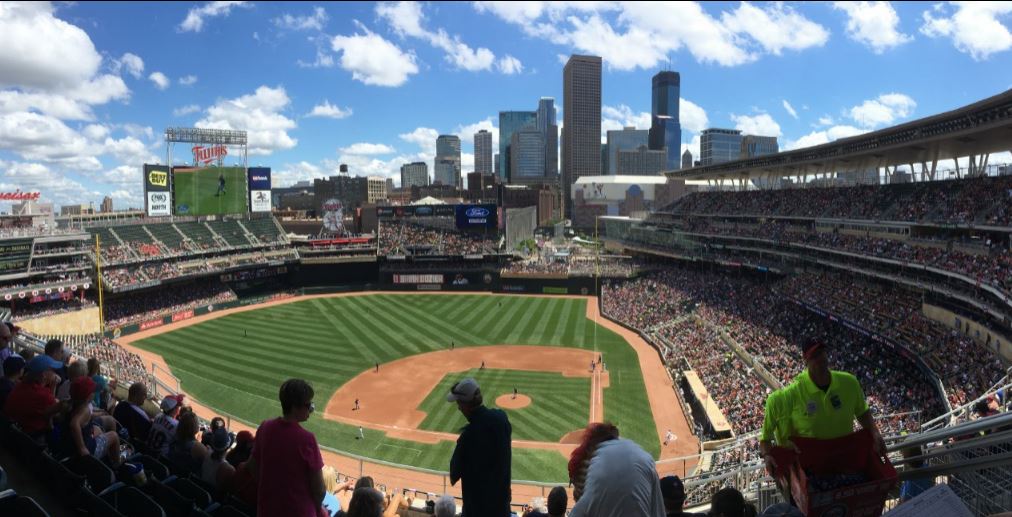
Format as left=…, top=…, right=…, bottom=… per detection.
left=455, top=203, right=497, bottom=229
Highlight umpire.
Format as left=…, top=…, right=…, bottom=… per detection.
left=447, top=377, right=512, bottom=517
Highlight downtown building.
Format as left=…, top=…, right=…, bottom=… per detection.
left=435, top=134, right=461, bottom=188
left=562, top=54, right=602, bottom=218
left=649, top=71, right=681, bottom=171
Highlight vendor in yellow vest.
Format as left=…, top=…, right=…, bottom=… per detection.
left=760, top=338, right=887, bottom=475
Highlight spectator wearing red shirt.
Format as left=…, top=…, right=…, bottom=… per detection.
left=247, top=378, right=326, bottom=517
left=3, top=355, right=64, bottom=437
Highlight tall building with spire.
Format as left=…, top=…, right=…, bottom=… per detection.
left=649, top=71, right=681, bottom=170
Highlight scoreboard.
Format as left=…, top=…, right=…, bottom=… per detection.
left=0, top=239, right=32, bottom=274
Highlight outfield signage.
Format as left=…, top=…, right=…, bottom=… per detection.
left=248, top=167, right=272, bottom=213
left=455, top=203, right=498, bottom=230
left=140, top=319, right=164, bottom=331
left=171, top=310, right=195, bottom=322
left=393, top=274, right=444, bottom=284
left=192, top=144, right=227, bottom=165
left=0, top=190, right=41, bottom=201
left=143, top=164, right=171, bottom=217
left=377, top=205, right=457, bottom=218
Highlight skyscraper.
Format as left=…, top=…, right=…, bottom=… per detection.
left=682, top=148, right=693, bottom=170
left=606, top=127, right=649, bottom=174
left=562, top=54, right=602, bottom=218
left=435, top=134, right=461, bottom=188
left=537, top=98, right=558, bottom=182
left=499, top=111, right=537, bottom=183
left=700, top=128, right=743, bottom=165
left=400, top=162, right=429, bottom=188
left=649, top=71, right=681, bottom=170
left=510, top=129, right=546, bottom=184
left=474, top=129, right=493, bottom=175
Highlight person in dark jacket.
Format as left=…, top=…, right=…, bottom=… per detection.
left=447, top=377, right=512, bottom=517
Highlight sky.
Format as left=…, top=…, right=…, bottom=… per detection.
left=1, top=1, right=1011, bottom=211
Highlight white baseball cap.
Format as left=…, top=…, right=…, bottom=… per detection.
left=446, top=378, right=481, bottom=403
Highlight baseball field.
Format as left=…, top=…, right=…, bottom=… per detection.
left=171, top=166, right=247, bottom=216
left=128, top=294, right=661, bottom=482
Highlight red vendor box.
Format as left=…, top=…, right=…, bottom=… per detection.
left=770, top=429, right=897, bottom=517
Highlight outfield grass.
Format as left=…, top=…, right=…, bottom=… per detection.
left=132, top=294, right=658, bottom=482
left=172, top=166, right=247, bottom=216
left=417, top=368, right=590, bottom=442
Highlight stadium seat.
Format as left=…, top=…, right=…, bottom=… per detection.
left=39, top=453, right=86, bottom=501
left=0, top=491, right=50, bottom=517
left=210, top=505, right=252, bottom=517
left=166, top=476, right=212, bottom=509
left=130, top=454, right=171, bottom=481
left=101, top=485, right=166, bottom=517
left=222, top=495, right=256, bottom=516
left=75, top=485, right=127, bottom=517
left=147, top=478, right=196, bottom=517
left=8, top=426, right=45, bottom=473
left=0, top=465, right=6, bottom=492
left=65, top=455, right=117, bottom=493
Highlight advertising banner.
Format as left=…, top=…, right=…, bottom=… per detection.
left=143, top=164, right=171, bottom=217
left=171, top=310, right=195, bottom=322
left=454, top=204, right=498, bottom=230
left=248, top=167, right=272, bottom=213
left=140, top=319, right=165, bottom=331
left=393, top=274, right=444, bottom=284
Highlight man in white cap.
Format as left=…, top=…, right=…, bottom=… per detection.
left=447, top=377, right=512, bottom=517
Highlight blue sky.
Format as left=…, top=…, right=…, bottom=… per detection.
left=1, top=1, right=1011, bottom=211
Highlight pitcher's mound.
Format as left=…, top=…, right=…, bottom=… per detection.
left=496, top=394, right=531, bottom=409
left=560, top=429, right=584, bottom=444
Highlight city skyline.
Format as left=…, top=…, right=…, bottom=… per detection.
left=1, top=2, right=1012, bottom=211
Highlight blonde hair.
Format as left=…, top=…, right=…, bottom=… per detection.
left=323, top=465, right=338, bottom=493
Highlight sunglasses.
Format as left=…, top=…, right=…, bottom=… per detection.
left=306, top=402, right=316, bottom=413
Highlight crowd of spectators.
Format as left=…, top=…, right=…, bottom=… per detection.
left=102, top=248, right=297, bottom=289
left=779, top=273, right=1007, bottom=408
left=9, top=298, right=96, bottom=323
left=104, top=281, right=237, bottom=328
left=602, top=267, right=1006, bottom=440
left=664, top=174, right=1012, bottom=226
left=671, top=218, right=1012, bottom=298
left=379, top=221, right=500, bottom=256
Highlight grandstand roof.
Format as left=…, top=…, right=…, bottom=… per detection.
left=411, top=196, right=446, bottom=205
left=665, top=88, right=1012, bottom=181
left=575, top=175, right=669, bottom=185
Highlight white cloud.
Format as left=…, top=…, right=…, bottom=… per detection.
left=833, top=1, right=912, bottom=53
left=720, top=2, right=830, bottom=55
left=787, top=124, right=867, bottom=150
left=782, top=100, right=799, bottom=119
left=478, top=1, right=828, bottom=70
left=680, top=98, right=709, bottom=134
left=377, top=1, right=503, bottom=72
left=817, top=115, right=834, bottom=126
left=331, top=25, right=418, bottom=86
left=274, top=161, right=326, bottom=188
left=0, top=112, right=102, bottom=170
left=115, top=53, right=145, bottom=79
left=306, top=100, right=352, bottom=119
left=848, top=92, right=916, bottom=128
left=195, top=85, right=298, bottom=155
left=0, top=3, right=130, bottom=121
left=399, top=127, right=439, bottom=151
left=455, top=117, right=499, bottom=148
left=732, top=113, right=782, bottom=137
left=179, top=1, right=249, bottom=33
left=178, top=75, right=198, bottom=86
left=0, top=2, right=102, bottom=89
left=920, top=2, right=1012, bottom=60
left=148, top=72, right=169, bottom=90
left=273, top=6, right=328, bottom=31
left=601, top=105, right=652, bottom=141
left=297, top=48, right=335, bottom=68
left=0, top=160, right=100, bottom=208
left=173, top=104, right=201, bottom=117
left=339, top=143, right=396, bottom=155
left=497, top=54, right=524, bottom=74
